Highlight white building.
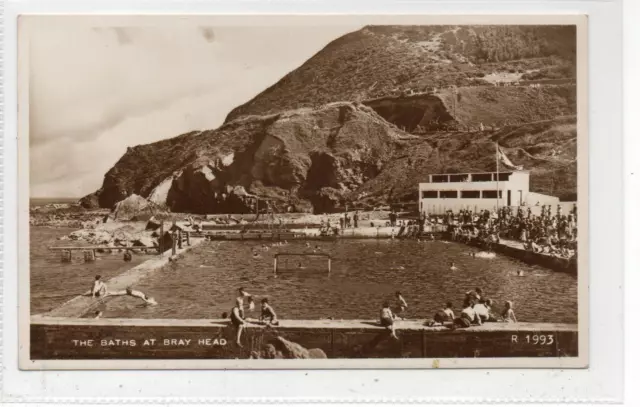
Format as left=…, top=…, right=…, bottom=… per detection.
left=418, top=171, right=560, bottom=214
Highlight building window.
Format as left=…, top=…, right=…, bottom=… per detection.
left=494, top=172, right=510, bottom=181
left=461, top=191, right=481, bottom=198
left=472, top=173, right=493, bottom=182
left=432, top=175, right=449, bottom=183
left=450, top=174, right=471, bottom=182
left=482, top=190, right=503, bottom=199
left=440, top=191, right=458, bottom=199
left=422, top=191, right=438, bottom=198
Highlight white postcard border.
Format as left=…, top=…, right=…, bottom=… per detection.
left=2, top=0, right=623, bottom=403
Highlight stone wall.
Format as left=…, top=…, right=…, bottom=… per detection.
left=30, top=318, right=578, bottom=360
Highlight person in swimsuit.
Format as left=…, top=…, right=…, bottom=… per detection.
left=125, top=287, right=157, bottom=305
left=259, top=298, right=279, bottom=326
left=91, top=275, right=107, bottom=298
left=247, top=296, right=256, bottom=312
left=394, top=291, right=408, bottom=318
left=473, top=300, right=490, bottom=324
left=236, top=287, right=252, bottom=310
left=429, top=301, right=455, bottom=326
left=107, top=287, right=157, bottom=305
left=230, top=298, right=246, bottom=347
left=501, top=301, right=517, bottom=323
left=380, top=301, right=398, bottom=339
left=453, top=299, right=477, bottom=328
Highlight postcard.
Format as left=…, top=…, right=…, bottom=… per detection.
left=19, top=14, right=588, bottom=369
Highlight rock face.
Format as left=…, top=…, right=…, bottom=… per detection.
left=83, top=26, right=578, bottom=212
left=85, top=103, right=409, bottom=213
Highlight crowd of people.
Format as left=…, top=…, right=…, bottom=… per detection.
left=445, top=204, right=578, bottom=258
left=380, top=287, right=518, bottom=339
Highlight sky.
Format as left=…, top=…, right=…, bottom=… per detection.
left=27, top=18, right=360, bottom=198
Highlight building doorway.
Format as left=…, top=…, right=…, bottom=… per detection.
left=507, top=190, right=512, bottom=206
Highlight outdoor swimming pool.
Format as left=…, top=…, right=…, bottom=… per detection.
left=97, top=239, right=577, bottom=323
left=30, top=226, right=149, bottom=315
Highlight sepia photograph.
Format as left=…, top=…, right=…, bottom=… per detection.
left=19, top=15, right=587, bottom=369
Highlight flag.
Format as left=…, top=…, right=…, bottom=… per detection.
left=496, top=145, right=523, bottom=171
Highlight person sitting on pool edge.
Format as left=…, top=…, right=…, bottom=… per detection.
left=380, top=301, right=399, bottom=339
left=501, top=301, right=517, bottom=323
left=452, top=299, right=477, bottom=329
left=230, top=298, right=247, bottom=347
left=428, top=301, right=455, bottom=327
left=91, top=275, right=107, bottom=298
left=259, top=298, right=279, bottom=326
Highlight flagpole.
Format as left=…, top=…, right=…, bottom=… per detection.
left=496, top=142, right=500, bottom=213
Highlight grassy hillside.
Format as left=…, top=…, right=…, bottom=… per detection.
left=226, top=25, right=576, bottom=122
left=355, top=116, right=577, bottom=206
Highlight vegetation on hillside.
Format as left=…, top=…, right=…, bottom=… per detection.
left=354, top=116, right=577, bottom=206
left=226, top=25, right=576, bottom=122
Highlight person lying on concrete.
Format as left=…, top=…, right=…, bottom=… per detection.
left=380, top=301, right=399, bottom=339
left=107, top=287, right=158, bottom=305
left=259, top=298, right=279, bottom=326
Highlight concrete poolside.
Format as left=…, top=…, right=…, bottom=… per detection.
left=43, top=238, right=205, bottom=318
left=30, top=315, right=579, bottom=360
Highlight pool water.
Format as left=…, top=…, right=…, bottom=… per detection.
left=99, top=239, right=577, bottom=323
left=30, top=226, right=149, bottom=314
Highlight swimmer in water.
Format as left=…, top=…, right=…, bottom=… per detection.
left=305, top=242, right=311, bottom=248
left=297, top=262, right=305, bottom=269
left=262, top=244, right=269, bottom=252
left=449, top=262, right=458, bottom=271
left=517, top=270, right=525, bottom=277
left=252, top=250, right=260, bottom=258
left=237, top=287, right=252, bottom=308
left=395, top=291, right=408, bottom=319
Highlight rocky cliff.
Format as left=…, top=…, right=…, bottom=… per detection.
left=82, top=25, right=578, bottom=213
left=82, top=103, right=412, bottom=213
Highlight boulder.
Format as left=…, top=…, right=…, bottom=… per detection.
left=112, top=194, right=155, bottom=221
left=267, top=336, right=328, bottom=359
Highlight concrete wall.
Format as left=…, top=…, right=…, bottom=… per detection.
left=30, top=318, right=578, bottom=360
left=526, top=192, right=561, bottom=206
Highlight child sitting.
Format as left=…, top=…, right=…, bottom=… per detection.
left=501, top=301, right=517, bottom=323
